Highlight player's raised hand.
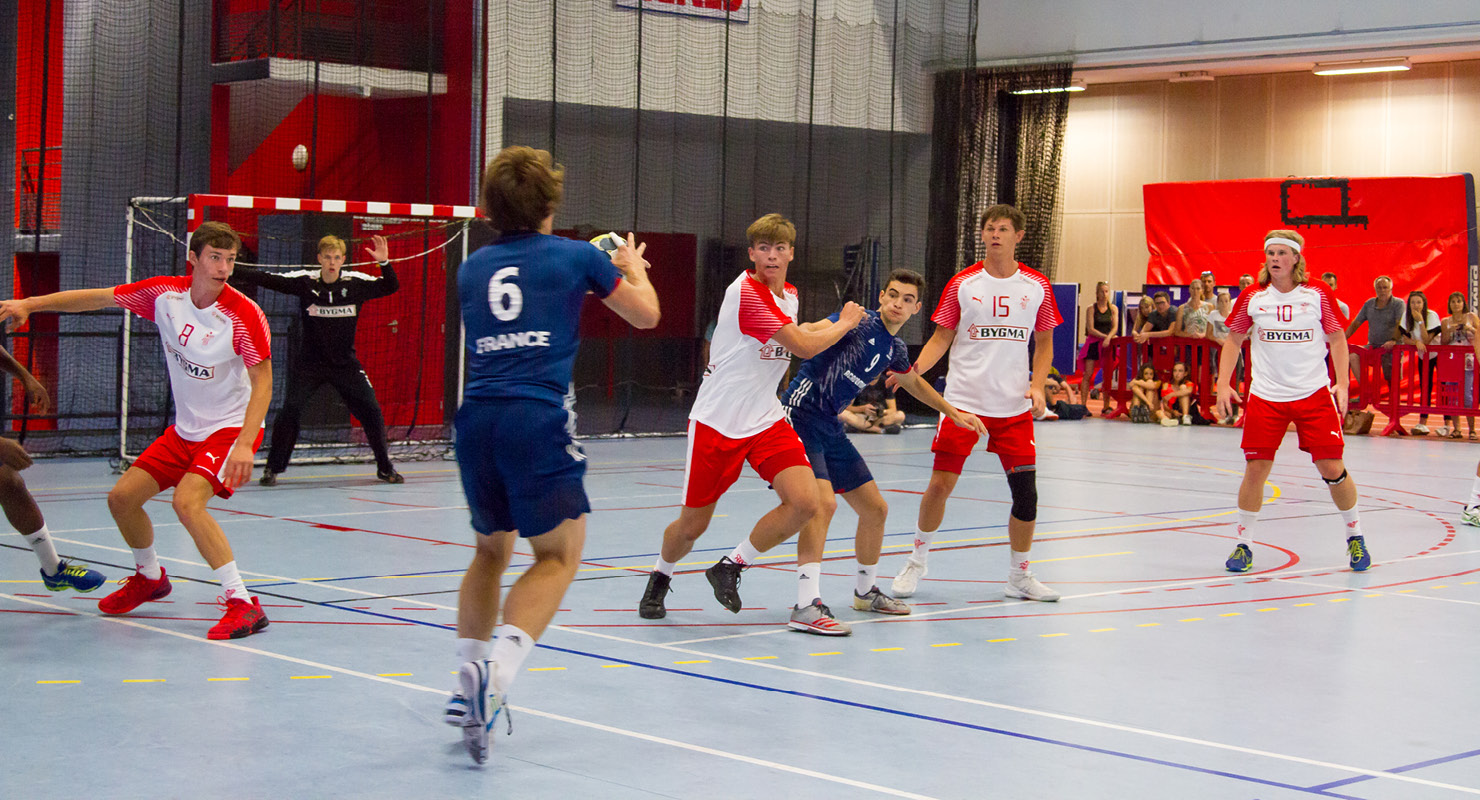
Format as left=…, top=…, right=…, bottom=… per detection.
left=612, top=233, right=650, bottom=280
left=366, top=234, right=390, bottom=264
left=0, top=298, right=32, bottom=331
left=839, top=301, right=865, bottom=328
left=0, top=437, right=33, bottom=471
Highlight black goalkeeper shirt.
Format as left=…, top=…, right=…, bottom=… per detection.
left=230, top=263, right=399, bottom=369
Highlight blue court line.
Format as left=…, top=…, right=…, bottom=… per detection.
left=1306, top=747, right=1480, bottom=791
left=12, top=553, right=1387, bottom=798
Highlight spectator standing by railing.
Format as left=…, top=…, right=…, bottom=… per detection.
left=1398, top=290, right=1441, bottom=435
left=1082, top=281, right=1117, bottom=401
left=1173, top=280, right=1212, bottom=340
left=1133, top=291, right=1176, bottom=343
left=1346, top=275, right=1401, bottom=382
left=1321, top=272, right=1351, bottom=320
left=1440, top=291, right=1478, bottom=440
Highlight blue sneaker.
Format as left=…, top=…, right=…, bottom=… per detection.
left=1347, top=536, right=1371, bottom=571
left=1224, top=543, right=1253, bottom=573
left=41, top=559, right=105, bottom=592
left=457, top=660, right=510, bottom=764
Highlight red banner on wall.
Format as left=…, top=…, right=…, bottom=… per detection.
left=1144, top=175, right=1477, bottom=311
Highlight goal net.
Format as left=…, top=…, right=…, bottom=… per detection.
left=123, top=194, right=476, bottom=465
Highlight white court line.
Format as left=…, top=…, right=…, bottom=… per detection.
left=666, top=548, right=1480, bottom=645
left=0, top=593, right=939, bottom=800
left=1278, top=577, right=1480, bottom=607
left=19, top=536, right=1480, bottom=793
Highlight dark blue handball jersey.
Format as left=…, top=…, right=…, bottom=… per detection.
left=782, top=309, right=912, bottom=417
left=459, top=231, right=622, bottom=405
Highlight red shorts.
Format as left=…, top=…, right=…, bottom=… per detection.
left=930, top=411, right=1035, bottom=474
left=1240, top=390, right=1344, bottom=462
left=682, top=418, right=811, bottom=508
left=132, top=425, right=264, bottom=499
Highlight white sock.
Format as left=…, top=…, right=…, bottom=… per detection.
left=854, top=561, right=877, bottom=596
left=1468, top=475, right=1480, bottom=507
left=911, top=526, right=937, bottom=561
left=1339, top=505, right=1363, bottom=539
left=1236, top=510, right=1258, bottom=544
left=132, top=546, right=163, bottom=580
left=489, top=624, right=535, bottom=694
left=24, top=525, right=61, bottom=575
left=728, top=538, right=762, bottom=568
left=654, top=556, right=677, bottom=576
left=456, top=637, right=492, bottom=664
left=797, top=562, right=821, bottom=607
left=1009, top=549, right=1031, bottom=575
left=213, top=561, right=250, bottom=601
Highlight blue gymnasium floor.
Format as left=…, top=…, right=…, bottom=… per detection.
left=4, top=422, right=1480, bottom=800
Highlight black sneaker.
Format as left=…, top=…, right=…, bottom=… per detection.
left=258, top=470, right=278, bottom=487
left=638, top=571, right=672, bottom=619
left=377, top=468, right=405, bottom=484
left=705, top=557, right=744, bottom=613
left=882, top=424, right=902, bottom=435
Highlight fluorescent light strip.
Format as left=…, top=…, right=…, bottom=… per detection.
left=1313, top=58, right=1410, bottom=76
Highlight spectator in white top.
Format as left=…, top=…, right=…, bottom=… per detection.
left=1398, top=290, right=1442, bottom=435
left=1440, top=291, right=1478, bottom=440
left=1173, top=280, right=1212, bottom=339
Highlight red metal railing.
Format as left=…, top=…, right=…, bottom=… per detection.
left=1373, top=344, right=1480, bottom=435
left=1091, top=336, right=1244, bottom=422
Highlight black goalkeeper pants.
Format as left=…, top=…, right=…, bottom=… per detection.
left=266, top=365, right=392, bottom=474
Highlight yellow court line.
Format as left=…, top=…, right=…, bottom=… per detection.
left=1137, top=623, right=1160, bottom=628
left=1258, top=608, right=1279, bottom=612
left=1219, top=613, right=1243, bottom=617
left=1364, top=594, right=1383, bottom=598
left=1294, top=603, right=1316, bottom=607
left=741, top=655, right=777, bottom=661
left=809, top=652, right=842, bottom=657
left=601, top=664, right=631, bottom=669
left=930, top=642, right=962, bottom=648
left=1090, top=627, right=1116, bottom=633
left=1039, top=633, right=1069, bottom=638
left=673, top=660, right=710, bottom=665
left=1033, top=551, right=1133, bottom=564
left=987, top=637, right=1016, bottom=643
left=871, top=647, right=903, bottom=652
left=1179, top=617, right=1203, bottom=622
left=1329, top=598, right=1351, bottom=603
left=290, top=675, right=332, bottom=680
left=36, top=680, right=80, bottom=684
left=122, top=679, right=165, bottom=683
left=208, top=677, right=249, bottom=682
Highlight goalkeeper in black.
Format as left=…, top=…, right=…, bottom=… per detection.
left=233, top=234, right=404, bottom=485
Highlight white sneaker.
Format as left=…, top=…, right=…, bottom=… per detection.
left=1462, top=505, right=1480, bottom=527
left=891, top=556, right=928, bottom=598
left=1412, top=424, right=1431, bottom=435
left=1005, top=571, right=1060, bottom=602
left=1435, top=426, right=1451, bottom=438
left=1159, top=416, right=1179, bottom=427
left=1181, top=414, right=1192, bottom=425
left=458, top=660, right=510, bottom=765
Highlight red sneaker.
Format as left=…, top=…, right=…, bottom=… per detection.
left=98, top=569, right=172, bottom=615
left=208, top=596, right=269, bottom=640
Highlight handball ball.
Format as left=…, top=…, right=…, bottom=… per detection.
left=292, top=144, right=308, bottom=171
left=589, top=232, right=626, bottom=259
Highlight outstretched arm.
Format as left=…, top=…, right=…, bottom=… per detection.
left=894, top=369, right=987, bottom=437
left=770, top=302, right=865, bottom=359
left=222, top=359, right=272, bottom=489
left=0, top=288, right=118, bottom=329
left=230, top=266, right=311, bottom=297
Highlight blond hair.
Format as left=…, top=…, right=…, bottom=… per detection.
left=318, top=235, right=346, bottom=255
left=746, top=213, right=797, bottom=246
left=1257, top=229, right=1308, bottom=286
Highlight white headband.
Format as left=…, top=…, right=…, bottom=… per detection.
left=1265, top=237, right=1302, bottom=253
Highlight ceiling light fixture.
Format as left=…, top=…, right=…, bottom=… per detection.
left=1010, top=80, right=1086, bottom=95
left=1169, top=71, right=1214, bottom=83
left=1312, top=57, right=1410, bottom=76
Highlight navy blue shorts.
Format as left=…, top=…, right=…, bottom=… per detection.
left=787, top=408, right=874, bottom=494
left=454, top=399, right=591, bottom=538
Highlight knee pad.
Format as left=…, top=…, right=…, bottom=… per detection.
left=1322, top=469, right=1349, bottom=487
left=1006, top=466, right=1038, bottom=522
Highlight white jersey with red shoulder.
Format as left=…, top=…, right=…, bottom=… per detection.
left=115, top=276, right=272, bottom=441
left=931, top=262, right=1062, bottom=417
left=1226, top=280, right=1342, bottom=402
left=690, top=271, right=799, bottom=438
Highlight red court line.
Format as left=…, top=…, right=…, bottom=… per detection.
left=635, top=482, right=682, bottom=489
left=347, top=497, right=442, bottom=509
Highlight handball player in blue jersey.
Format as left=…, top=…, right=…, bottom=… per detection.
left=780, top=269, right=986, bottom=634
left=445, top=146, right=660, bottom=764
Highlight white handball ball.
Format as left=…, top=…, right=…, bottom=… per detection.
left=589, top=231, right=626, bottom=259
left=292, top=144, right=308, bottom=171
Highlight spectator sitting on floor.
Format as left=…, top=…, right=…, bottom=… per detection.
left=839, top=373, right=904, bottom=434
left=1159, top=361, right=1197, bottom=426
left=1128, top=363, right=1163, bottom=424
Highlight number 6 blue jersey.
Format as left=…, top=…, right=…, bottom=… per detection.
left=459, top=231, right=622, bottom=405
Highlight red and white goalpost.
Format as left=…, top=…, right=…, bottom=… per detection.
left=122, top=193, right=482, bottom=466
